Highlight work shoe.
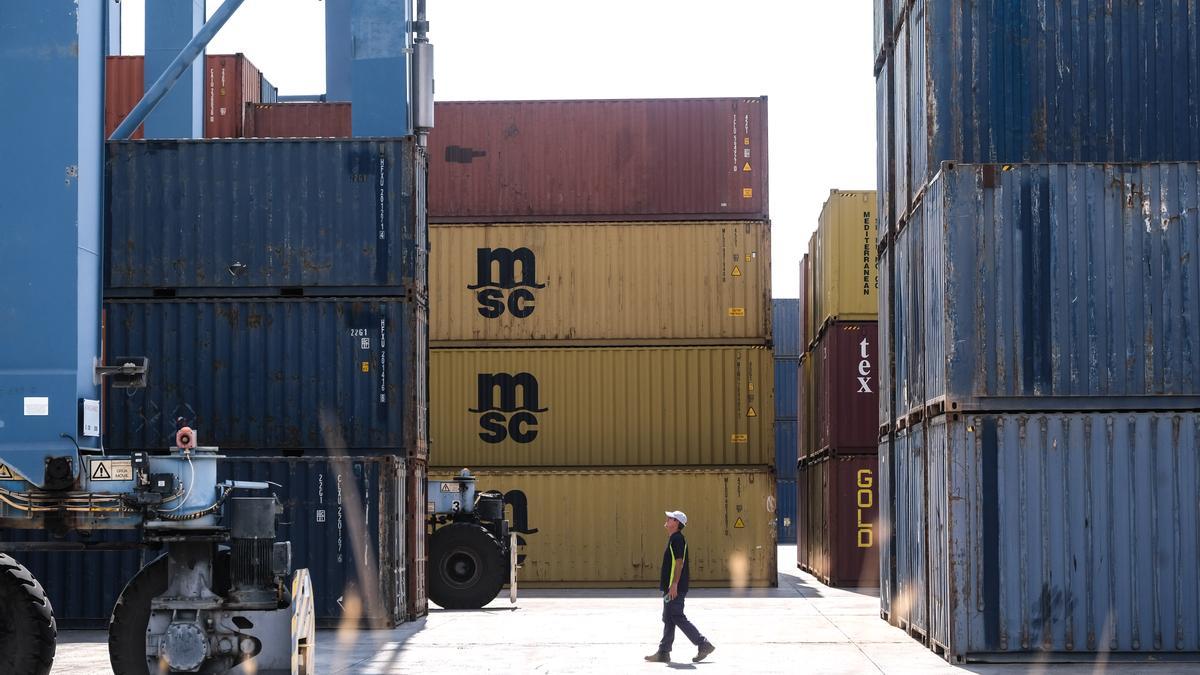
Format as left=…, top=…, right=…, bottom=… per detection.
left=644, top=651, right=670, bottom=662
left=692, top=642, right=715, bottom=662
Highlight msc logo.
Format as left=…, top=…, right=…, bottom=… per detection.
left=467, top=247, right=545, bottom=319
left=469, top=372, right=548, bottom=444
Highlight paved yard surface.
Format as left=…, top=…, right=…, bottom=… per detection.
left=51, top=545, right=1200, bottom=673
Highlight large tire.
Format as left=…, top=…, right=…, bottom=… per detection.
left=428, top=523, right=506, bottom=610
left=0, top=553, right=56, bottom=675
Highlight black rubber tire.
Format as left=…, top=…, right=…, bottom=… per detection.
left=428, top=523, right=507, bottom=610
left=0, top=553, right=56, bottom=675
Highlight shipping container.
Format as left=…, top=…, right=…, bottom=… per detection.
left=888, top=212, right=924, bottom=422
left=260, top=75, right=278, bottom=104
left=877, top=430, right=894, bottom=619
left=103, top=298, right=428, bottom=457
left=880, top=0, right=1200, bottom=234
left=773, top=357, right=798, bottom=423
left=797, top=454, right=880, bottom=587
left=3, top=456, right=411, bottom=628
left=798, top=354, right=814, bottom=458
left=406, top=455, right=428, bottom=620
left=428, top=468, right=777, bottom=587
left=105, top=55, right=144, bottom=139
left=875, top=52, right=894, bottom=248
left=776, top=477, right=797, bottom=545
left=810, top=191, right=879, bottom=340
left=892, top=424, right=927, bottom=638
left=245, top=102, right=352, bottom=138
left=878, top=243, right=893, bottom=429
left=872, top=0, right=892, bottom=70
left=430, top=346, right=771, bottom=467
left=893, top=162, right=1200, bottom=417
left=774, top=418, right=797, bottom=481
left=429, top=222, right=770, bottom=345
left=772, top=299, right=801, bottom=358
left=428, top=98, right=768, bottom=222
left=105, top=138, right=428, bottom=295
left=889, top=412, right=1200, bottom=662
left=808, top=322, right=880, bottom=455
left=798, top=255, right=811, bottom=353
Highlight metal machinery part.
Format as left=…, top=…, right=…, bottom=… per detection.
left=425, top=470, right=538, bottom=610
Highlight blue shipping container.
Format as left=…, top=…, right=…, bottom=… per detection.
left=878, top=0, right=1200, bottom=238
left=890, top=162, right=1200, bottom=417
left=772, top=299, right=801, bottom=358
left=887, top=412, right=1200, bottom=662
left=105, top=138, right=427, bottom=295
left=776, top=477, right=796, bottom=545
left=774, top=419, right=798, bottom=480
left=773, top=356, right=798, bottom=421
left=104, top=298, right=428, bottom=455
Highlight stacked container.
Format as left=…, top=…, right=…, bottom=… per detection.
left=425, top=98, right=778, bottom=588
left=772, top=299, right=800, bottom=543
left=795, top=191, right=882, bottom=587
left=876, top=0, right=1200, bottom=662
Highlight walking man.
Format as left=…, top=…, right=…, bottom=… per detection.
left=645, top=510, right=715, bottom=663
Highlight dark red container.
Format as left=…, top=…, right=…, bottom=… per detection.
left=428, top=97, right=769, bottom=222
left=106, top=55, right=145, bottom=139
left=810, top=321, right=879, bottom=455
left=406, top=455, right=428, bottom=620
left=798, top=453, right=880, bottom=587
left=245, top=102, right=352, bottom=138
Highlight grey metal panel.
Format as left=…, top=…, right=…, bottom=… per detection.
left=772, top=299, right=802, bottom=358
left=892, top=18, right=909, bottom=231
left=894, top=424, right=928, bottom=636
left=892, top=209, right=925, bottom=419
left=920, top=163, right=1200, bottom=409
left=926, top=412, right=1200, bottom=660
left=104, top=298, right=428, bottom=456
left=875, top=60, right=893, bottom=247
left=105, top=138, right=427, bottom=294
left=879, top=248, right=892, bottom=428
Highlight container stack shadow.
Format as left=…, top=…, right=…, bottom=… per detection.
left=876, top=0, right=1200, bottom=663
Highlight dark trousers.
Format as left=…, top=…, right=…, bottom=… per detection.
left=659, top=594, right=705, bottom=653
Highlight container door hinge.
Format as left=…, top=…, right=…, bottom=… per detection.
left=95, top=356, right=149, bottom=388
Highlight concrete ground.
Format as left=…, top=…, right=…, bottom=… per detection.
left=52, top=545, right=1200, bottom=674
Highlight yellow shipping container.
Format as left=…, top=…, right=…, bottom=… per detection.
left=428, top=221, right=770, bottom=346
left=430, top=346, right=773, bottom=467
left=810, top=190, right=878, bottom=339
left=429, top=468, right=778, bottom=587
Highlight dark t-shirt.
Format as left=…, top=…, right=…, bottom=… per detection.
left=659, top=531, right=690, bottom=594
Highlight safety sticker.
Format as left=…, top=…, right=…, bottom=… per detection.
left=728, top=307, right=746, bottom=317
left=90, top=459, right=133, bottom=481
left=0, top=464, right=13, bottom=480
left=734, top=517, right=746, bottom=529
left=361, top=361, right=370, bottom=372
left=742, top=162, right=752, bottom=172
left=23, top=397, right=48, bottom=416
left=730, top=434, right=748, bottom=444
left=747, top=407, right=758, bottom=418
left=742, top=188, right=753, bottom=199
left=440, top=482, right=462, bottom=492
left=731, top=265, right=742, bottom=277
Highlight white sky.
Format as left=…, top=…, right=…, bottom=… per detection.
left=118, top=0, right=877, bottom=298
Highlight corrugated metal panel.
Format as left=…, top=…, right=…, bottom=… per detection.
left=798, top=255, right=811, bottom=353
left=909, top=163, right=1200, bottom=413
left=873, top=0, right=891, bottom=68
left=245, top=102, right=352, bottom=138
left=891, top=17, right=909, bottom=238
left=891, top=208, right=924, bottom=421
left=429, top=468, right=777, bottom=587
left=895, top=423, right=928, bottom=637
left=798, top=355, right=814, bottom=458
left=811, top=191, right=879, bottom=337
left=883, top=0, right=1200, bottom=232
left=798, top=454, right=880, bottom=587
left=430, top=346, right=772, bottom=467
left=220, top=456, right=407, bottom=627
left=105, top=139, right=427, bottom=294
left=105, top=55, right=144, bottom=139
left=878, top=431, right=894, bottom=618
left=771, top=299, right=801, bottom=358
left=776, top=477, right=797, bottom=545
left=104, top=298, right=428, bottom=456
left=205, top=54, right=262, bottom=138
left=405, top=456, right=428, bottom=620
left=260, top=75, right=278, bottom=104
left=774, top=418, right=797, bottom=480
left=428, top=98, right=769, bottom=222
left=879, top=247, right=893, bottom=428
left=430, top=222, right=770, bottom=345
left=773, top=356, right=798, bottom=423
left=875, top=60, right=893, bottom=247
left=810, top=322, right=880, bottom=454
left=913, top=412, right=1200, bottom=660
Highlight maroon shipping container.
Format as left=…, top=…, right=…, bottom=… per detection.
left=428, top=97, right=769, bottom=222
left=809, top=321, right=879, bottom=455
left=106, top=55, right=145, bottom=139
left=798, top=454, right=880, bottom=587
left=406, top=456, right=428, bottom=620
left=799, top=254, right=811, bottom=359
left=245, top=102, right=352, bottom=138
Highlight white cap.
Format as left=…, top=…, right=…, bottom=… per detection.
left=665, top=510, right=688, bottom=526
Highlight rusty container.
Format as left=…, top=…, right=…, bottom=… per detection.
left=808, top=322, right=880, bottom=455
left=428, top=97, right=768, bottom=222
left=245, top=102, right=352, bottom=138
left=105, top=55, right=144, bottom=139
left=406, top=455, right=428, bottom=620
left=798, top=453, right=880, bottom=587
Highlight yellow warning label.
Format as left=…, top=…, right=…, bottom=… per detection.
left=361, top=362, right=370, bottom=372
left=734, top=517, right=746, bottom=529
left=728, top=307, right=745, bottom=317
left=90, top=460, right=133, bottom=481
left=748, top=382, right=755, bottom=392
left=747, top=407, right=758, bottom=418
left=730, top=434, right=748, bottom=444
left=744, top=254, right=751, bottom=263
left=743, top=162, right=752, bottom=172
left=743, top=137, right=750, bottom=146
left=0, top=464, right=12, bottom=480
left=731, top=264, right=742, bottom=277
left=742, top=188, right=753, bottom=199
